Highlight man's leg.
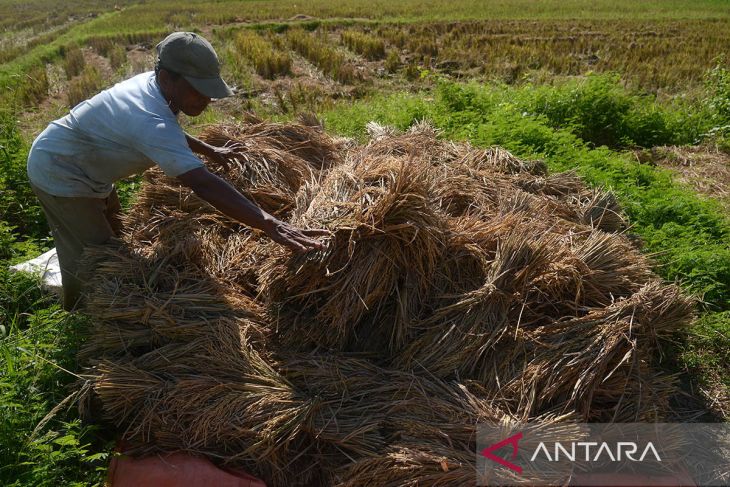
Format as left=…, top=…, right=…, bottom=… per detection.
left=30, top=184, right=118, bottom=311
left=105, top=187, right=123, bottom=237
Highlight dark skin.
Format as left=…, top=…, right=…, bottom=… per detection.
left=156, top=68, right=327, bottom=252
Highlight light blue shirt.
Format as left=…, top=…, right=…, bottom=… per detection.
left=27, top=71, right=204, bottom=198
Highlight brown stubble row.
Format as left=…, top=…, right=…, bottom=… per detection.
left=375, top=19, right=730, bottom=90
left=5, top=17, right=727, bottom=114
left=221, top=18, right=729, bottom=94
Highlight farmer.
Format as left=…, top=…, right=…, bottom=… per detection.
left=26, top=32, right=326, bottom=311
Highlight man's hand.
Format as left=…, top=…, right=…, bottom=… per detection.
left=205, top=141, right=244, bottom=172
left=186, top=132, right=243, bottom=172
left=263, top=219, right=330, bottom=253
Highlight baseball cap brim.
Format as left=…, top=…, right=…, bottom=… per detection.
left=184, top=74, right=234, bottom=99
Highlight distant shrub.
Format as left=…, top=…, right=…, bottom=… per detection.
left=287, top=28, right=357, bottom=84
left=87, top=36, right=115, bottom=57
left=385, top=50, right=400, bottom=73
left=108, top=45, right=127, bottom=70
left=705, top=62, right=730, bottom=123
left=408, top=35, right=438, bottom=61
left=404, top=62, right=420, bottom=81
left=341, top=30, right=386, bottom=60
left=63, top=46, right=85, bottom=79
left=702, top=62, right=730, bottom=151
left=302, top=20, right=321, bottom=32
left=378, top=26, right=407, bottom=49
left=14, top=65, right=49, bottom=107
left=514, top=73, right=713, bottom=148
left=67, top=65, right=102, bottom=108
left=233, top=30, right=291, bottom=79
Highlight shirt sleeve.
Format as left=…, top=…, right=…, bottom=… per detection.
left=134, top=117, right=204, bottom=177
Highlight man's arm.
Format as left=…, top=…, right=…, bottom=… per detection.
left=185, top=133, right=240, bottom=171
left=185, top=133, right=213, bottom=157
left=177, top=167, right=326, bottom=252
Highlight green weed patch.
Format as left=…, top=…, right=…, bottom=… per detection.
left=0, top=269, right=109, bottom=486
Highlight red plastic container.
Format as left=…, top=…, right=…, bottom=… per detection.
left=107, top=451, right=267, bottom=487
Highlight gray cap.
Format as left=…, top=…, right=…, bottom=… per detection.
left=156, top=32, right=233, bottom=99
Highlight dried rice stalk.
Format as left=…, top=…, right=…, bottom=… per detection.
left=259, top=156, right=447, bottom=354
left=76, top=119, right=696, bottom=486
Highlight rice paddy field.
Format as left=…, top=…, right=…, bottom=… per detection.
left=1, top=0, right=729, bottom=485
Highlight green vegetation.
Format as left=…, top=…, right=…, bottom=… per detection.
left=681, top=311, right=730, bottom=390
left=0, top=270, right=109, bottom=487
left=0, top=113, right=47, bottom=259
left=704, top=62, right=730, bottom=151
left=1, top=112, right=110, bottom=485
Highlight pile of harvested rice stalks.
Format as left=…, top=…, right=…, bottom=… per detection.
left=78, top=117, right=695, bottom=486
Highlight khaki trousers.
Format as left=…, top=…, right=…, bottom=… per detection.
left=30, top=183, right=122, bottom=311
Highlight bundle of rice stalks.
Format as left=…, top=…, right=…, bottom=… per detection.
left=201, top=113, right=342, bottom=171
left=128, top=168, right=294, bottom=231
left=453, top=145, right=548, bottom=176
left=90, top=343, right=315, bottom=485
left=575, top=188, right=626, bottom=232
left=79, top=239, right=267, bottom=362
left=76, top=118, right=697, bottom=486
left=93, top=338, right=507, bottom=486
left=514, top=170, right=586, bottom=197
left=478, top=281, right=691, bottom=420
left=336, top=417, right=582, bottom=487
left=394, top=223, right=559, bottom=379
left=258, top=156, right=447, bottom=354
left=335, top=443, right=478, bottom=487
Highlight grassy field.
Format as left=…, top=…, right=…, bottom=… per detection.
left=1, top=0, right=729, bottom=484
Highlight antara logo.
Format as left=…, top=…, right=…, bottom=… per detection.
left=531, top=442, right=662, bottom=462
left=480, top=432, right=524, bottom=474
left=481, top=432, right=662, bottom=474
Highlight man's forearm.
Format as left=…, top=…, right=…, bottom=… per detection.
left=177, top=167, right=326, bottom=252
left=179, top=167, right=275, bottom=233
left=185, top=133, right=213, bottom=157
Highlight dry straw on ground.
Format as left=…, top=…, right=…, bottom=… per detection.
left=78, top=118, right=694, bottom=486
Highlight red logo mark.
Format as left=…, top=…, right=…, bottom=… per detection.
left=481, top=432, right=523, bottom=474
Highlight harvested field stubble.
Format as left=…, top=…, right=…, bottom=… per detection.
left=79, top=118, right=694, bottom=486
